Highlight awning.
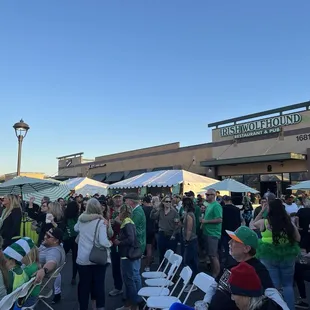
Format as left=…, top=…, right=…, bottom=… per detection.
left=105, top=172, right=125, bottom=183
left=91, top=173, right=107, bottom=182
left=200, top=152, right=306, bottom=167
left=152, top=166, right=174, bottom=171
left=125, top=169, right=147, bottom=179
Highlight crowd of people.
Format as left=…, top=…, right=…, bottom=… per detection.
left=0, top=188, right=308, bottom=310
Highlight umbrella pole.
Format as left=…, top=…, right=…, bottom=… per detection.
left=20, top=185, right=26, bottom=238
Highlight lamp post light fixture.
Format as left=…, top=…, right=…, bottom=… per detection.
left=13, top=119, right=30, bottom=176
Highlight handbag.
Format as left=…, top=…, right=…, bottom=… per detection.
left=89, top=219, right=109, bottom=265
left=127, top=233, right=142, bottom=260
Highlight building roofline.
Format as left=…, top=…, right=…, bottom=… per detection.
left=208, top=100, right=310, bottom=128
left=57, top=152, right=84, bottom=160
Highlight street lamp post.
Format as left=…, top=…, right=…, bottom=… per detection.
left=13, top=119, right=30, bottom=176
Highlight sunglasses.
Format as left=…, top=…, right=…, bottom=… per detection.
left=164, top=200, right=171, bottom=203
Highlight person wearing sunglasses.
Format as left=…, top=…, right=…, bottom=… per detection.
left=150, top=195, right=180, bottom=263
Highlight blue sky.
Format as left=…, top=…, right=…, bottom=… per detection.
left=0, top=1, right=309, bottom=175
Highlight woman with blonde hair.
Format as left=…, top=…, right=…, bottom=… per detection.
left=74, top=198, right=112, bottom=310
left=0, top=194, right=22, bottom=249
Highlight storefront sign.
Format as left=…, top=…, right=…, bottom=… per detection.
left=220, top=113, right=302, bottom=139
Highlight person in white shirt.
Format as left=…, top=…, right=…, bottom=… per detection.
left=74, top=198, right=112, bottom=310
left=284, top=194, right=299, bottom=225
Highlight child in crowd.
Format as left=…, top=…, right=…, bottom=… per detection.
left=19, top=244, right=41, bottom=307
left=3, top=238, right=32, bottom=292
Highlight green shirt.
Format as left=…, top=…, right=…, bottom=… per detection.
left=194, top=204, right=201, bottom=234
left=131, top=205, right=146, bottom=253
left=202, top=201, right=222, bottom=239
left=24, top=263, right=40, bottom=296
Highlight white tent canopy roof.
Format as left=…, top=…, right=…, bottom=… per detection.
left=288, top=180, right=310, bottom=190
left=64, top=177, right=108, bottom=192
left=108, top=169, right=218, bottom=190
left=75, top=184, right=108, bottom=196
left=204, top=178, right=259, bottom=194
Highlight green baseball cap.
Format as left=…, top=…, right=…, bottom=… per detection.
left=226, top=226, right=258, bottom=249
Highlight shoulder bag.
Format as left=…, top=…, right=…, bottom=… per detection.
left=89, top=219, right=109, bottom=265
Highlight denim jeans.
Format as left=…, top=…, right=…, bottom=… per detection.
left=261, top=258, right=295, bottom=310
left=184, top=238, right=199, bottom=282
left=121, top=259, right=142, bottom=305
left=158, top=232, right=178, bottom=263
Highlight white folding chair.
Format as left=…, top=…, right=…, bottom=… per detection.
left=146, top=266, right=192, bottom=310
left=142, top=249, right=174, bottom=279
left=22, top=262, right=66, bottom=310
left=185, top=272, right=217, bottom=299
left=161, top=272, right=217, bottom=310
left=0, top=285, right=24, bottom=309
left=138, top=254, right=183, bottom=305
left=145, top=253, right=183, bottom=287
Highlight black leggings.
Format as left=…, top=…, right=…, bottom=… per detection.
left=78, top=264, right=108, bottom=310
left=63, top=237, right=78, bottom=280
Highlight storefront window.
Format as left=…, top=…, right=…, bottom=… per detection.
left=221, top=176, right=231, bottom=180
left=290, top=172, right=308, bottom=181
left=244, top=174, right=260, bottom=191
left=283, top=173, right=290, bottom=182
left=260, top=174, right=283, bottom=182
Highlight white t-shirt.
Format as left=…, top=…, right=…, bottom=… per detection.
left=284, top=203, right=299, bottom=215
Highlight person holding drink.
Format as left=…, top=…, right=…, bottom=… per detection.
left=150, top=195, right=180, bottom=263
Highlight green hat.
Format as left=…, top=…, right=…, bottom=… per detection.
left=3, top=237, right=35, bottom=264
left=226, top=226, right=258, bottom=249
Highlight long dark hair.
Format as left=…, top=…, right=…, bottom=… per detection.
left=183, top=197, right=195, bottom=213
left=64, top=201, right=79, bottom=224
left=268, top=199, right=295, bottom=245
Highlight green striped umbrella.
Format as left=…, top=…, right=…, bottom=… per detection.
left=0, top=176, right=59, bottom=196
left=23, top=182, right=71, bottom=202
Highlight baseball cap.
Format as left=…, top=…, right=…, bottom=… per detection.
left=226, top=226, right=258, bottom=249
left=112, top=193, right=122, bottom=199
left=185, top=191, right=195, bottom=197
left=48, top=228, right=64, bottom=242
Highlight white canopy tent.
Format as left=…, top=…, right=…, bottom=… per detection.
left=64, top=177, right=108, bottom=196
left=204, top=178, right=259, bottom=194
left=108, top=169, right=219, bottom=195
left=288, top=180, right=310, bottom=190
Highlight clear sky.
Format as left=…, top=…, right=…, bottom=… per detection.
left=0, top=1, right=309, bottom=175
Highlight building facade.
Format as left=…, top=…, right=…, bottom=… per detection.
left=201, top=100, right=310, bottom=195
left=56, top=143, right=214, bottom=183
left=57, top=100, right=310, bottom=195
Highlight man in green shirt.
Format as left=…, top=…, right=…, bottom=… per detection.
left=124, top=193, right=146, bottom=254
left=200, top=188, right=223, bottom=278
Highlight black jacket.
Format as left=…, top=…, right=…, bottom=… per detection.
left=0, top=208, right=22, bottom=249
left=118, top=218, right=136, bottom=259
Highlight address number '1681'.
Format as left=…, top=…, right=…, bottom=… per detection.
left=296, top=134, right=310, bottom=142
